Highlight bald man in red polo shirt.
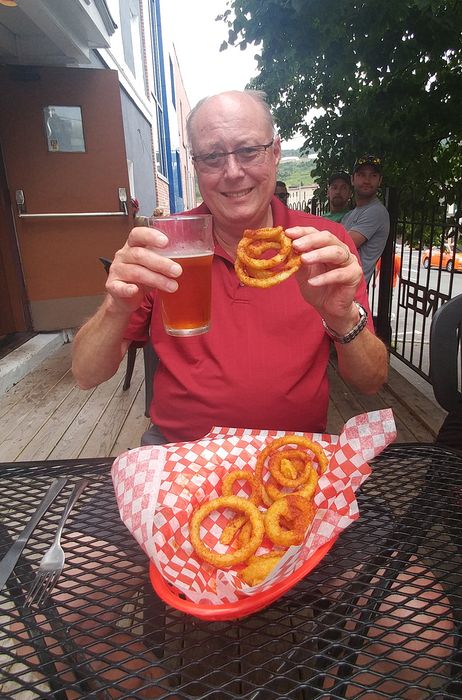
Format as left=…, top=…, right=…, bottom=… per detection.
left=72, top=90, right=387, bottom=444
left=71, top=92, right=453, bottom=699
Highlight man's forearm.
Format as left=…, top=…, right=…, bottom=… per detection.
left=72, top=295, right=133, bottom=389
left=335, top=329, right=388, bottom=394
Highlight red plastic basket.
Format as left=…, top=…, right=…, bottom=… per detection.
left=149, top=535, right=338, bottom=621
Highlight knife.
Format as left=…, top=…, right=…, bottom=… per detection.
left=0, top=476, right=68, bottom=592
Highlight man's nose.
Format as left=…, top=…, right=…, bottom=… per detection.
left=222, top=153, right=245, bottom=176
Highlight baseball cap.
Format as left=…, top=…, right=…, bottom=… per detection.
left=353, top=155, right=382, bottom=173
left=328, top=171, right=351, bottom=186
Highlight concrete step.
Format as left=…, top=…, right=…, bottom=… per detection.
left=0, top=331, right=72, bottom=395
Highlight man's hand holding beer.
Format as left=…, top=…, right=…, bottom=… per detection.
left=106, top=225, right=183, bottom=314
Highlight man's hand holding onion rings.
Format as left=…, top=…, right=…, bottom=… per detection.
left=284, top=226, right=388, bottom=394
left=285, top=226, right=363, bottom=335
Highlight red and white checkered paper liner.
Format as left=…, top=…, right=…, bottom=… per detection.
left=112, top=409, right=396, bottom=606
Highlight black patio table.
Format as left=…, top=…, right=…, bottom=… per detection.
left=0, top=443, right=461, bottom=699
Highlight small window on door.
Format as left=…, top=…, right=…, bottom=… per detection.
left=43, top=106, right=86, bottom=152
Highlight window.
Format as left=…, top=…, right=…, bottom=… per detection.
left=43, top=106, right=85, bottom=152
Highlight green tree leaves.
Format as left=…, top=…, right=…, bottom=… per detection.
left=220, top=0, right=462, bottom=191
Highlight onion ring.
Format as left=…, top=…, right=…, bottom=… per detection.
left=264, top=495, right=316, bottom=547
left=240, top=553, right=284, bottom=586
left=190, top=496, right=264, bottom=568
left=265, top=467, right=319, bottom=502
left=221, top=469, right=261, bottom=504
left=280, top=458, right=298, bottom=480
left=220, top=514, right=247, bottom=545
left=220, top=470, right=262, bottom=545
left=238, top=520, right=253, bottom=547
left=269, top=449, right=312, bottom=487
left=235, top=226, right=301, bottom=288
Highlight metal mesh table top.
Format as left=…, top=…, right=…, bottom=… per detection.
left=0, top=444, right=461, bottom=699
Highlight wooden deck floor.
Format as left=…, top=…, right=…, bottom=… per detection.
left=0, top=341, right=446, bottom=462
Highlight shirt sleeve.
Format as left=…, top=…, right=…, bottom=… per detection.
left=123, top=293, right=155, bottom=346
left=345, top=205, right=390, bottom=242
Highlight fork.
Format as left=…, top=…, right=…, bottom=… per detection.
left=25, top=478, right=90, bottom=607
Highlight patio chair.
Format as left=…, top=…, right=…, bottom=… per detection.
left=98, top=257, right=157, bottom=416
left=430, top=293, right=462, bottom=414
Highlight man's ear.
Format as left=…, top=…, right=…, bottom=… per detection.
left=273, top=135, right=282, bottom=165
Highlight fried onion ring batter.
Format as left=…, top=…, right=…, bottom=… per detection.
left=240, top=553, right=284, bottom=586
left=269, top=449, right=312, bottom=487
left=264, top=495, right=316, bottom=547
left=265, top=467, right=319, bottom=502
left=190, top=496, right=264, bottom=568
left=256, top=435, right=328, bottom=491
left=219, top=470, right=261, bottom=545
left=221, top=470, right=261, bottom=504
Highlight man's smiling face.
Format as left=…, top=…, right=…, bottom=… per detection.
left=190, top=92, right=281, bottom=236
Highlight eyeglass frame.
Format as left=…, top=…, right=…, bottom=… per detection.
left=191, top=139, right=275, bottom=171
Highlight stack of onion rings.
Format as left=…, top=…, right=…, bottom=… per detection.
left=235, top=226, right=301, bottom=288
left=255, top=435, right=327, bottom=503
left=188, top=435, right=328, bottom=586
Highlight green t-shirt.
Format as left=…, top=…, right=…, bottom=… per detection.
left=322, top=209, right=350, bottom=223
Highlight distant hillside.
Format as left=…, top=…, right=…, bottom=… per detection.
left=278, top=152, right=315, bottom=187
left=280, top=148, right=300, bottom=158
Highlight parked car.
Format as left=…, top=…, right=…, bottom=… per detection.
left=421, top=243, right=462, bottom=272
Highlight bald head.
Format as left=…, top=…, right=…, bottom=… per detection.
left=186, top=90, right=275, bottom=150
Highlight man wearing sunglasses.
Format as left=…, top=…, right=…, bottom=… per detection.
left=341, top=155, right=390, bottom=284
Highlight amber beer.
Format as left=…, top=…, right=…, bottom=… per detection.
left=158, top=252, right=213, bottom=336
left=149, top=214, right=214, bottom=336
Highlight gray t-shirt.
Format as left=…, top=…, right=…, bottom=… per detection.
left=341, top=197, right=390, bottom=283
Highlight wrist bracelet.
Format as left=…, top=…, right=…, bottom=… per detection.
left=322, top=301, right=368, bottom=344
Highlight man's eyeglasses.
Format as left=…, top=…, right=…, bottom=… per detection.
left=192, top=140, right=274, bottom=173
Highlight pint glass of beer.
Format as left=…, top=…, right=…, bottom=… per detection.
left=149, top=214, right=214, bottom=336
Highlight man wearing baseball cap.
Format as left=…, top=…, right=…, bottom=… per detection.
left=341, top=155, right=390, bottom=284
left=323, top=171, right=352, bottom=223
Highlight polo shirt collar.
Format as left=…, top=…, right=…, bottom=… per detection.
left=191, top=196, right=292, bottom=262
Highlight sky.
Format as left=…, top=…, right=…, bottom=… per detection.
left=161, top=0, right=304, bottom=149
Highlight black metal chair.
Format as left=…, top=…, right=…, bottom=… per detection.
left=99, top=257, right=157, bottom=416
left=430, top=293, right=462, bottom=452
left=430, top=293, right=462, bottom=413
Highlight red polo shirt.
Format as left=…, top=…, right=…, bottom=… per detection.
left=124, top=197, right=373, bottom=442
